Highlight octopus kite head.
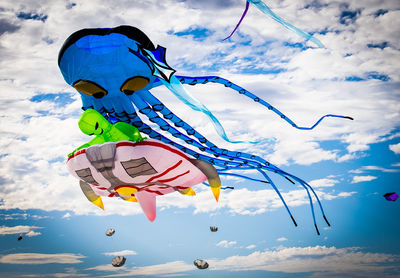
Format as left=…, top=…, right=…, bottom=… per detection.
left=58, top=26, right=175, bottom=101
left=78, top=109, right=110, bottom=136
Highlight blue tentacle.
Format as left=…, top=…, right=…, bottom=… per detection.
left=303, top=182, right=319, bottom=235
left=129, top=93, right=260, bottom=167
left=218, top=172, right=269, bottom=184
left=176, top=75, right=353, bottom=130
left=136, top=90, right=272, bottom=167
left=203, top=182, right=234, bottom=190
left=275, top=168, right=331, bottom=227
left=161, top=75, right=275, bottom=144
left=221, top=165, right=329, bottom=231
left=97, top=101, right=256, bottom=171
left=257, top=169, right=297, bottom=227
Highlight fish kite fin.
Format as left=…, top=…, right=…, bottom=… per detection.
left=79, top=181, right=104, bottom=210
left=179, top=187, right=196, bottom=196
left=190, top=159, right=221, bottom=202
left=135, top=191, right=157, bottom=222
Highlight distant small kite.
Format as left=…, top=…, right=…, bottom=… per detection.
left=194, top=259, right=209, bottom=269
left=105, top=229, right=115, bottom=236
left=384, top=192, right=398, bottom=202
left=210, top=226, right=218, bottom=232
left=111, top=256, right=126, bottom=267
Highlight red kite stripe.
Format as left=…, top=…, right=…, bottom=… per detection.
left=146, top=160, right=183, bottom=183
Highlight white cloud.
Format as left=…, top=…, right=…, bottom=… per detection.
left=207, top=246, right=400, bottom=277
left=0, top=225, right=42, bottom=236
left=389, top=143, right=400, bottom=154
left=351, top=175, right=378, bottom=183
left=0, top=253, right=85, bottom=264
left=0, top=213, right=28, bottom=220
left=62, top=213, right=71, bottom=219
left=349, top=169, right=364, bottom=174
left=245, top=244, right=256, bottom=249
left=19, top=267, right=89, bottom=278
left=337, top=192, right=357, bottom=198
left=87, top=245, right=400, bottom=277
left=25, top=230, right=41, bottom=237
left=309, top=178, right=339, bottom=188
left=277, top=237, right=288, bottom=242
left=103, top=250, right=137, bottom=257
left=216, top=240, right=237, bottom=248
left=351, top=165, right=400, bottom=173
left=88, top=261, right=194, bottom=277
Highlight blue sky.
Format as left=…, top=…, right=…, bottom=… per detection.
left=0, top=0, right=400, bottom=277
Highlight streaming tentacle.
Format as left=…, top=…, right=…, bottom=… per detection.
left=136, top=90, right=272, bottom=167
left=176, top=75, right=353, bottom=130
left=257, top=169, right=297, bottom=227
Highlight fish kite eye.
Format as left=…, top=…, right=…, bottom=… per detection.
left=120, top=76, right=149, bottom=95
left=73, top=80, right=108, bottom=99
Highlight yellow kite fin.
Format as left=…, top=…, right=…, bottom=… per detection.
left=179, top=187, right=196, bottom=196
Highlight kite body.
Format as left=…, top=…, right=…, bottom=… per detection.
left=67, top=139, right=219, bottom=221
left=59, top=26, right=352, bottom=233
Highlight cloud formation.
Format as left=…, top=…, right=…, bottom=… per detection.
left=216, top=240, right=237, bottom=248
left=103, top=250, right=137, bottom=257
left=0, top=225, right=42, bottom=236
left=351, top=175, right=378, bottom=183
left=207, top=246, right=400, bottom=277
left=389, top=143, right=400, bottom=154
left=0, top=253, right=85, bottom=264
left=88, top=246, right=400, bottom=277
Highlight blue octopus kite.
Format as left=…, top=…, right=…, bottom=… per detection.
left=58, top=26, right=352, bottom=234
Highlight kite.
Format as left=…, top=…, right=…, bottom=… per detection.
left=194, top=259, right=209, bottom=270
left=384, top=192, right=398, bottom=202
left=223, top=0, right=324, bottom=48
left=59, top=25, right=352, bottom=233
left=105, top=228, right=115, bottom=236
left=210, top=226, right=218, bottom=232
left=111, top=256, right=126, bottom=267
left=67, top=110, right=221, bottom=221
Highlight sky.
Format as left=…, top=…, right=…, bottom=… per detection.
left=0, top=0, right=399, bottom=277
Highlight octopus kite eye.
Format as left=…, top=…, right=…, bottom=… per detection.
left=120, top=76, right=149, bottom=95
left=73, top=80, right=108, bottom=99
